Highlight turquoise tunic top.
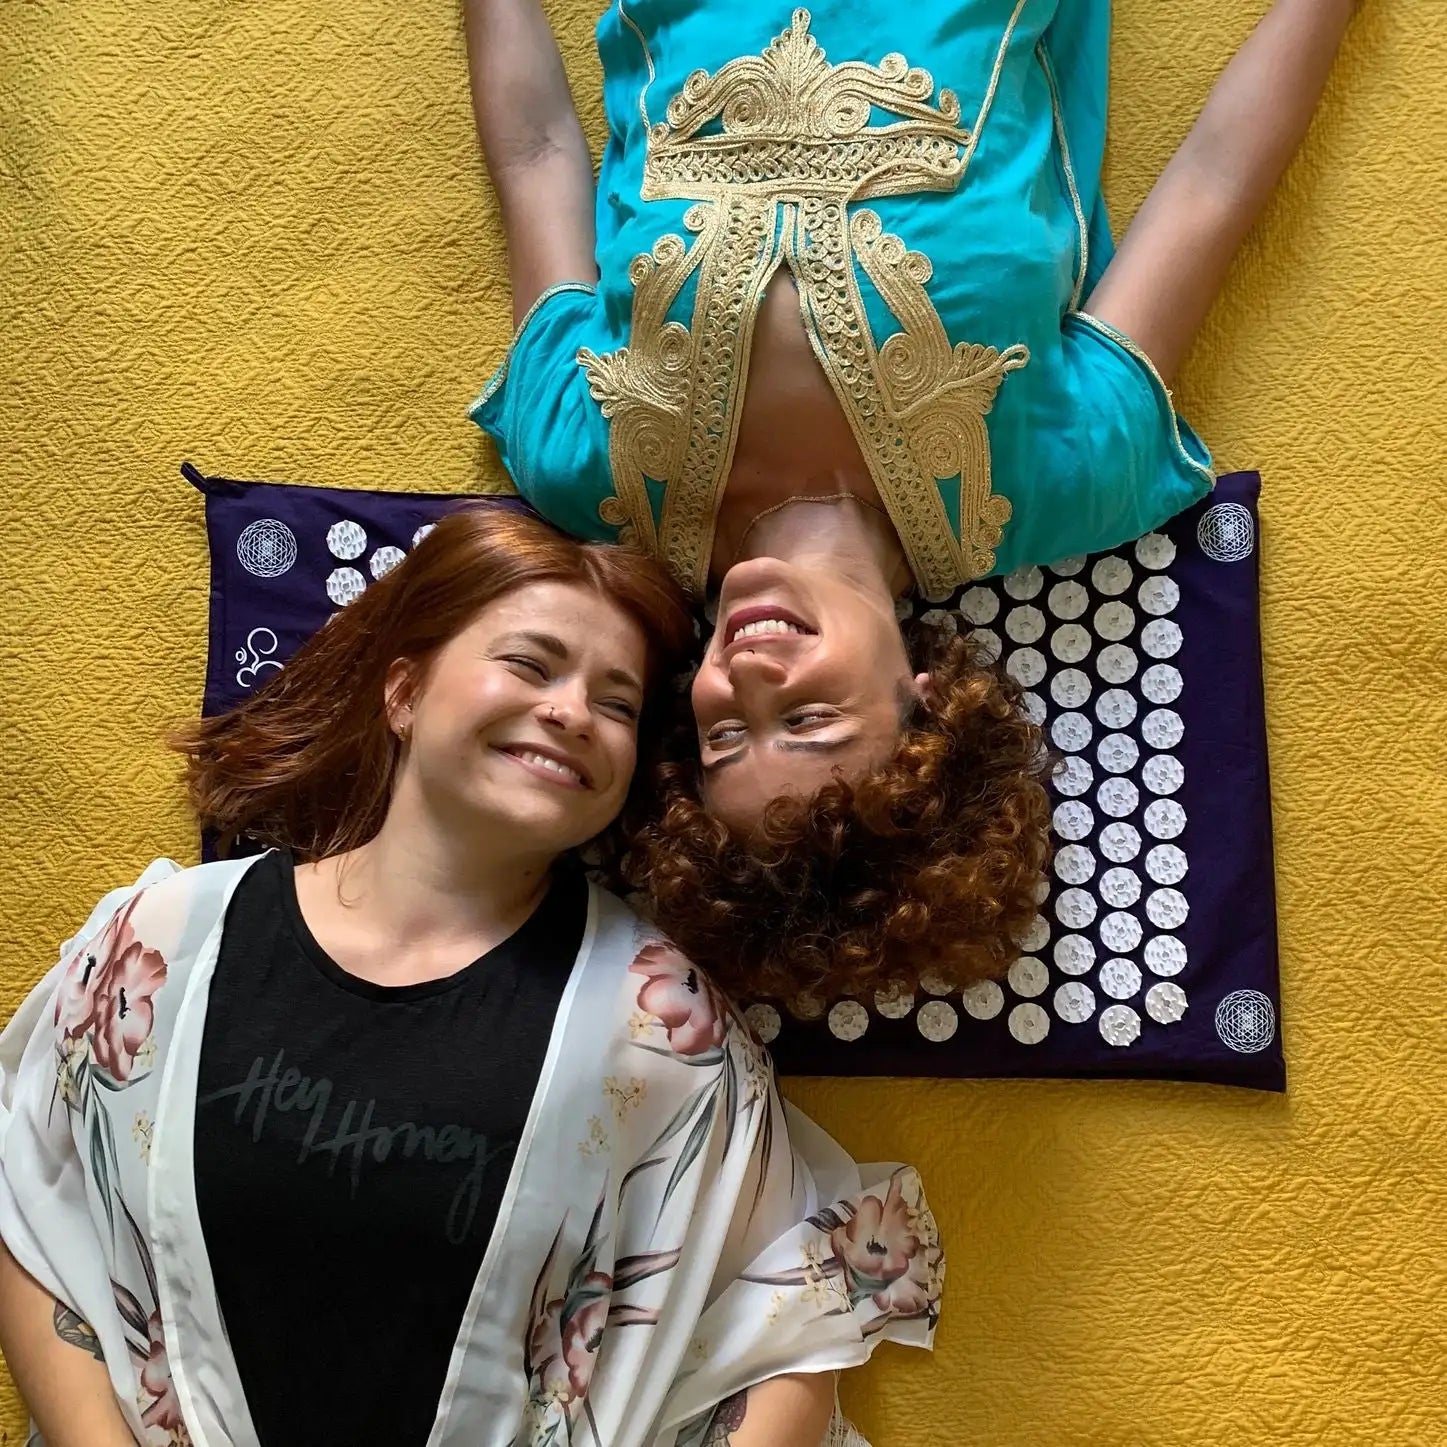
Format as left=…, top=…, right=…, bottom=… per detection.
left=471, top=0, right=1214, bottom=599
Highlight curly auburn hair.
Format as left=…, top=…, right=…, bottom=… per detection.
left=620, top=618, right=1053, bottom=1004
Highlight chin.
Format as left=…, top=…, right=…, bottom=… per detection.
left=494, top=801, right=604, bottom=856
left=455, top=764, right=601, bottom=850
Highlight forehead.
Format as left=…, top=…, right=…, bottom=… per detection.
left=458, top=580, right=648, bottom=663
left=702, top=731, right=897, bottom=824
left=477, top=580, right=601, bottom=628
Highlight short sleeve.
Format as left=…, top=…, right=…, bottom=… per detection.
left=468, top=284, right=618, bottom=543
left=994, top=311, right=1215, bottom=571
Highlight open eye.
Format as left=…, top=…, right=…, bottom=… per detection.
left=706, top=722, right=746, bottom=746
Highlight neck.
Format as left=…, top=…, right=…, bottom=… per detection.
left=327, top=791, right=554, bottom=951
left=730, top=494, right=914, bottom=598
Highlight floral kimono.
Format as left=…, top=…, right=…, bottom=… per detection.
left=0, top=857, right=942, bottom=1446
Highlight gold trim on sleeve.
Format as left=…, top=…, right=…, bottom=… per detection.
left=1068, top=311, right=1217, bottom=489
left=470, top=282, right=598, bottom=415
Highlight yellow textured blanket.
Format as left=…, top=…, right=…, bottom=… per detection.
left=1, top=2, right=1443, bottom=1443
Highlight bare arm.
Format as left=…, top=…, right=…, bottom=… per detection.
left=1085, top=0, right=1359, bottom=383
left=704, top=1373, right=836, bottom=1446
left=463, top=0, right=598, bottom=324
left=0, top=1241, right=137, bottom=1446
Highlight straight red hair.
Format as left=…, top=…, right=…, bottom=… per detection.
left=172, top=504, right=693, bottom=860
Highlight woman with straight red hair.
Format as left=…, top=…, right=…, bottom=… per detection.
left=0, top=504, right=941, bottom=1447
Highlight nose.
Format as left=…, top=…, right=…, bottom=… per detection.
left=539, top=680, right=593, bottom=739
left=726, top=648, right=788, bottom=705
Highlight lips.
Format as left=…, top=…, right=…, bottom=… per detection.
left=719, top=604, right=816, bottom=662
left=723, top=604, right=813, bottom=644
left=492, top=744, right=591, bottom=790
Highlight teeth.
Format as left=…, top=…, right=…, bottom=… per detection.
left=732, top=619, right=805, bottom=642
left=514, top=750, right=583, bottom=785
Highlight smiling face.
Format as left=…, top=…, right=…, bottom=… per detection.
left=391, top=580, right=650, bottom=858
left=691, top=557, right=927, bottom=833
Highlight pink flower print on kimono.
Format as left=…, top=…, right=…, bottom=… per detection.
left=55, top=923, right=117, bottom=1041
left=522, top=1189, right=682, bottom=1437
left=744, top=1168, right=943, bottom=1336
left=530, top=1270, right=612, bottom=1403
left=54, top=896, right=168, bottom=1084
left=111, top=1202, right=192, bottom=1445
left=139, top=1309, right=189, bottom=1440
left=832, top=1174, right=918, bottom=1294
left=629, top=942, right=728, bottom=1057
left=822, top=1170, right=944, bottom=1328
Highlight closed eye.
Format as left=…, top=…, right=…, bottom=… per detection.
left=503, top=655, right=549, bottom=679
left=786, top=709, right=838, bottom=729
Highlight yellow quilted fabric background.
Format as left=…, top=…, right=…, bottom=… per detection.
left=1, top=1, right=1443, bottom=1443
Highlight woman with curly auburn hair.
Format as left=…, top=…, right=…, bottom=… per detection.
left=0, top=506, right=941, bottom=1447
left=465, top=0, right=1355, bottom=969
left=624, top=613, right=1054, bottom=1003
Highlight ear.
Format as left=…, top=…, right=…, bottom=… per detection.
left=384, top=658, right=417, bottom=739
left=911, top=670, right=937, bottom=709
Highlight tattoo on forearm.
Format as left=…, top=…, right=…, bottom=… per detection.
left=703, top=1388, right=749, bottom=1445
left=53, top=1301, right=104, bottom=1362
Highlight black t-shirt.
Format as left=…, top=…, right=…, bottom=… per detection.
left=194, top=851, right=586, bottom=1447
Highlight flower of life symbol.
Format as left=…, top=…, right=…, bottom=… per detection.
left=1196, top=503, right=1255, bottom=562
left=236, top=519, right=297, bottom=578
left=1214, top=989, right=1276, bottom=1053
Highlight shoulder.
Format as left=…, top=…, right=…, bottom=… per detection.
left=125, top=854, right=258, bottom=919
left=73, top=855, right=265, bottom=965
left=585, top=887, right=736, bottom=1051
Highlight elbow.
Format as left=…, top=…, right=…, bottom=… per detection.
left=1157, top=142, right=1269, bottom=248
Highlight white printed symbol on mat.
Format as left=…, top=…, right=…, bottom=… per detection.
left=1215, top=989, right=1276, bottom=1053
left=1197, top=503, right=1255, bottom=562
left=236, top=519, right=297, bottom=579
left=235, top=628, right=283, bottom=689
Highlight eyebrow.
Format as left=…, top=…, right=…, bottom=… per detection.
left=496, top=631, right=643, bottom=693
left=701, top=735, right=861, bottom=775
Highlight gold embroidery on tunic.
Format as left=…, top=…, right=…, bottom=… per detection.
left=583, top=8, right=1029, bottom=597
left=848, top=209, right=1027, bottom=579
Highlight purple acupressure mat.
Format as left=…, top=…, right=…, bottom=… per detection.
left=186, top=463, right=523, bottom=721
left=189, top=463, right=1282, bottom=1091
